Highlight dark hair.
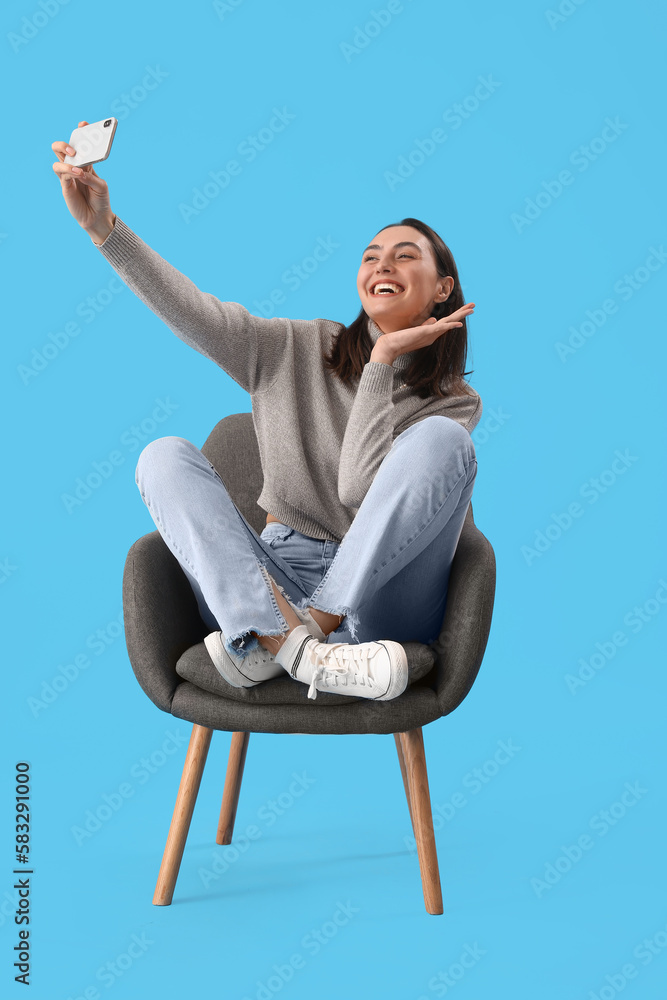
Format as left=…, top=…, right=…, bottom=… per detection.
left=323, top=217, right=475, bottom=400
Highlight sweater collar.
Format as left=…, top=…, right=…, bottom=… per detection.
left=367, top=316, right=418, bottom=372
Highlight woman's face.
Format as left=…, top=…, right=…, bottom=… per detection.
left=357, top=225, right=454, bottom=334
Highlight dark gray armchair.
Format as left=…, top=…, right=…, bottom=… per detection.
left=122, top=413, right=496, bottom=914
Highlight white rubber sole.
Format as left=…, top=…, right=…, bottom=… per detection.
left=373, top=640, right=409, bottom=700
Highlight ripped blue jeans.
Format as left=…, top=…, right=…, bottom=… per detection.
left=134, top=415, right=477, bottom=661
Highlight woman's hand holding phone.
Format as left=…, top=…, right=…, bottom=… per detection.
left=51, top=120, right=116, bottom=245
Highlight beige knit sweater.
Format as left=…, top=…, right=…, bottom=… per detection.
left=96, top=216, right=482, bottom=541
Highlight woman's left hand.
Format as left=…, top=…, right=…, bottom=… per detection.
left=370, top=302, right=475, bottom=363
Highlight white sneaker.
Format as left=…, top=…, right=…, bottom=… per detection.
left=204, top=608, right=327, bottom=689
left=275, top=624, right=408, bottom=701
left=204, top=631, right=284, bottom=688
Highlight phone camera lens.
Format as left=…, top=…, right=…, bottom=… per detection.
left=104, top=119, right=111, bottom=127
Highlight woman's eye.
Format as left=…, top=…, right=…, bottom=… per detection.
left=363, top=253, right=414, bottom=261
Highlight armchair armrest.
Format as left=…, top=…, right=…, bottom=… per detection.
left=430, top=513, right=496, bottom=717
left=122, top=531, right=209, bottom=713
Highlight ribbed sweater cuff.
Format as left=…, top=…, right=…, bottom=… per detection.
left=94, top=216, right=142, bottom=268
left=358, top=360, right=395, bottom=394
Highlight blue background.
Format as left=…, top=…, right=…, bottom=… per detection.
left=3, top=0, right=666, bottom=997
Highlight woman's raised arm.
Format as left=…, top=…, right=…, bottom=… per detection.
left=51, top=122, right=290, bottom=395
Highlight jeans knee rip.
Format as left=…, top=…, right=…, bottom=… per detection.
left=263, top=573, right=335, bottom=632
left=266, top=574, right=307, bottom=613
left=265, top=547, right=361, bottom=641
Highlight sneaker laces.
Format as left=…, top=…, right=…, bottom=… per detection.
left=306, top=642, right=377, bottom=700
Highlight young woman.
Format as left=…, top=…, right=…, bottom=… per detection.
left=52, top=121, right=480, bottom=703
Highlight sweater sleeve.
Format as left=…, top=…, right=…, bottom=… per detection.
left=337, top=361, right=397, bottom=508
left=338, top=364, right=484, bottom=509
left=93, top=216, right=290, bottom=396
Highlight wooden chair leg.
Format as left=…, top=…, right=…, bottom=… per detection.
left=152, top=724, right=213, bottom=906
left=398, top=728, right=443, bottom=915
left=394, top=733, right=414, bottom=832
left=216, top=732, right=250, bottom=845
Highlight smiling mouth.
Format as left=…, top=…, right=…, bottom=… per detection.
left=370, top=282, right=405, bottom=296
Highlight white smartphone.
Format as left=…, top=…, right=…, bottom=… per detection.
left=64, top=117, right=118, bottom=168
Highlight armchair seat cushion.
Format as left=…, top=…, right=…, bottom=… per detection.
left=175, top=639, right=437, bottom=706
